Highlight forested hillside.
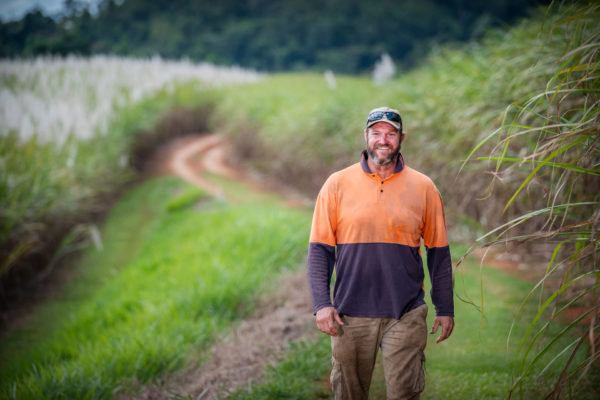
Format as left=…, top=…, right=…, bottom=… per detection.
left=1, top=0, right=547, bottom=72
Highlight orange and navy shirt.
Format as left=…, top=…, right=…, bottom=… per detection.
left=307, top=151, right=454, bottom=318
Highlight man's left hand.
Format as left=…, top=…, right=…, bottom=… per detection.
left=430, top=316, right=454, bottom=343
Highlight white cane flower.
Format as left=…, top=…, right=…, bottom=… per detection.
left=0, top=55, right=264, bottom=147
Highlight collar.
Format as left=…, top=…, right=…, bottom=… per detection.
left=360, top=150, right=405, bottom=175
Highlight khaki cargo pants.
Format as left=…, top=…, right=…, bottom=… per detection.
left=330, top=304, right=428, bottom=400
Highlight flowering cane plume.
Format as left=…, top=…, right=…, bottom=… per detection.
left=0, top=55, right=263, bottom=148
left=372, top=53, right=396, bottom=85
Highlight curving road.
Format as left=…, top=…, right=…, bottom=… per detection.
left=124, top=134, right=318, bottom=400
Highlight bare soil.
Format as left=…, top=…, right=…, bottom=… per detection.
left=470, top=246, right=598, bottom=328
left=470, top=246, right=545, bottom=282
left=144, top=133, right=312, bottom=208
left=119, top=134, right=318, bottom=399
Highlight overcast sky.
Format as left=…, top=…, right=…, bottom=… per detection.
left=0, top=0, right=100, bottom=21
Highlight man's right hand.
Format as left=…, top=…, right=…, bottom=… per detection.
left=315, top=306, right=344, bottom=336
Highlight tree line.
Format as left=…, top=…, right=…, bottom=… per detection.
left=1, top=0, right=547, bottom=74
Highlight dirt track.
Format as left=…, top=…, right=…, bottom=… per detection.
left=122, top=134, right=318, bottom=399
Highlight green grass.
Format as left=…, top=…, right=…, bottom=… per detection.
left=0, top=176, right=311, bottom=399
left=203, top=173, right=294, bottom=206
left=223, top=339, right=332, bottom=400
left=225, top=250, right=598, bottom=400
left=212, top=73, right=401, bottom=191
left=421, top=264, right=543, bottom=400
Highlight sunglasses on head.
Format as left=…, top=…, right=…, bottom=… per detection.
left=367, top=111, right=402, bottom=127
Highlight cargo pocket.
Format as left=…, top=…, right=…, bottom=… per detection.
left=414, top=351, right=426, bottom=394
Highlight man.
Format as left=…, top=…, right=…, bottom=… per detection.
left=307, top=107, right=454, bottom=399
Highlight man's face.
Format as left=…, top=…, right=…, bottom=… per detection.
left=364, top=122, right=402, bottom=166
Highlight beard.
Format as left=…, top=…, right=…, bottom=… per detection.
left=367, top=142, right=401, bottom=166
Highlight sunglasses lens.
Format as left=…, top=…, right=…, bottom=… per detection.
left=367, top=111, right=385, bottom=122
left=367, top=111, right=401, bottom=123
left=384, top=112, right=401, bottom=122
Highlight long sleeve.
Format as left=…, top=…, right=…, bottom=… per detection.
left=422, top=183, right=454, bottom=317
left=307, top=176, right=338, bottom=314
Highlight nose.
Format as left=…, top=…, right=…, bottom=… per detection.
left=377, top=134, right=392, bottom=145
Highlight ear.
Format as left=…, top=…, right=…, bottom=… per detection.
left=364, top=129, right=368, bottom=142
left=400, top=131, right=407, bottom=143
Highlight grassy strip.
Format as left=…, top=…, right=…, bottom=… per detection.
left=0, top=176, right=311, bottom=399
left=226, top=251, right=597, bottom=400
